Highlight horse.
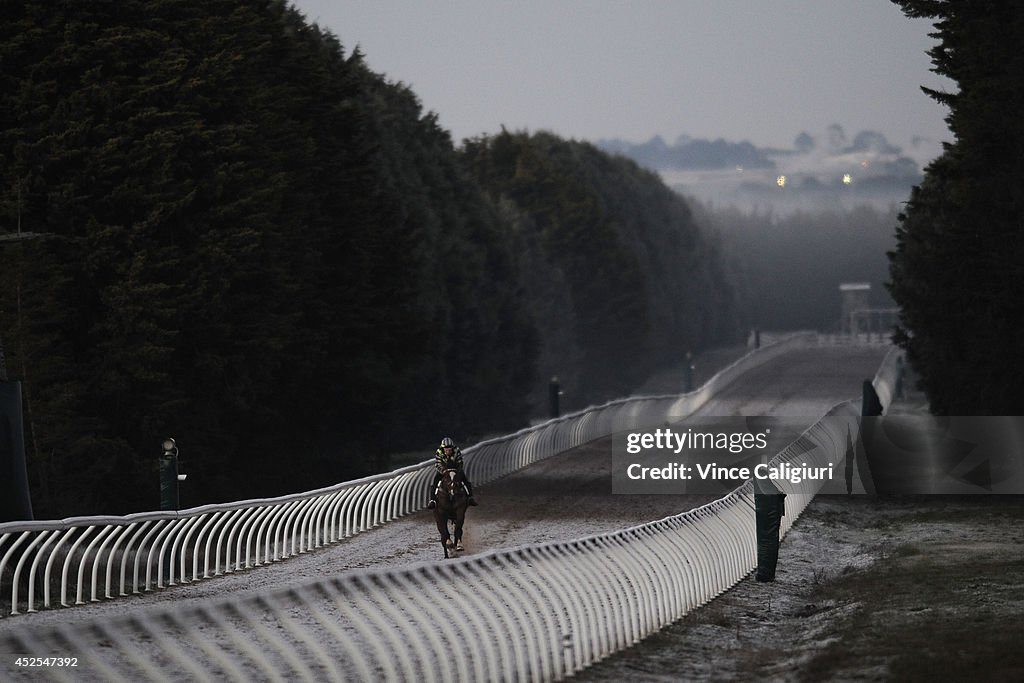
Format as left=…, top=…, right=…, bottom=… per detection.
left=433, top=467, right=469, bottom=559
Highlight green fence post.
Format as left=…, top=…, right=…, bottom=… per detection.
left=0, top=381, right=33, bottom=522
left=754, top=477, right=786, bottom=582
left=159, top=438, right=180, bottom=511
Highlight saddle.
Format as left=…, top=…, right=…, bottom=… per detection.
left=434, top=480, right=471, bottom=498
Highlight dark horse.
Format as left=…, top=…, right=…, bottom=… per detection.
left=433, top=467, right=469, bottom=559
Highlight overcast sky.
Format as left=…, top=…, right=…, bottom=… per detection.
left=290, top=1, right=953, bottom=160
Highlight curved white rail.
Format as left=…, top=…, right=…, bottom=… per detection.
left=0, top=399, right=882, bottom=681
left=0, top=339, right=900, bottom=680
left=0, top=333, right=870, bottom=620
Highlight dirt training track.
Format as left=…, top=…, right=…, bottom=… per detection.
left=0, top=344, right=888, bottom=640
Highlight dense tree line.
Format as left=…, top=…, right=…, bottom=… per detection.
left=0, top=1, right=539, bottom=516
left=0, top=2, right=738, bottom=517
left=888, top=1, right=1024, bottom=414
left=462, top=131, right=739, bottom=408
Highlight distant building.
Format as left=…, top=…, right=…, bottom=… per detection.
left=838, top=283, right=899, bottom=336
left=838, top=283, right=871, bottom=333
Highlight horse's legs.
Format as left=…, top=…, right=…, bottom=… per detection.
left=454, top=509, right=465, bottom=551
left=435, top=513, right=451, bottom=559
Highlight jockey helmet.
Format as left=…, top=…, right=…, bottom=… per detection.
left=440, top=437, right=455, bottom=449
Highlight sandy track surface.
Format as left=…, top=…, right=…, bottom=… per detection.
left=0, top=344, right=890, bottom=659
left=579, top=493, right=1024, bottom=682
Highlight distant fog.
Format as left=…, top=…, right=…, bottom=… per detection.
left=599, top=124, right=934, bottom=213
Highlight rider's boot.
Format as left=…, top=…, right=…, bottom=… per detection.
left=462, top=482, right=478, bottom=506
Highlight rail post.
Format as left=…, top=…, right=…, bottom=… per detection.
left=548, top=377, right=560, bottom=419
left=0, top=381, right=33, bottom=522
left=684, top=351, right=695, bottom=393
left=159, top=438, right=181, bottom=511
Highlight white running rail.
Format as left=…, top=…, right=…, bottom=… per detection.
left=0, top=388, right=896, bottom=681
left=0, top=332, right=858, bottom=620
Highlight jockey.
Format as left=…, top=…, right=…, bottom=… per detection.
left=427, top=437, right=478, bottom=508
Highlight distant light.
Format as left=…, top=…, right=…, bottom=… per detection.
left=842, top=174, right=852, bottom=185
left=776, top=175, right=786, bottom=188
left=736, top=165, right=744, bottom=172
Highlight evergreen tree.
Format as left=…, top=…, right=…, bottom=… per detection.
left=462, top=131, right=739, bottom=408
left=888, top=0, right=1024, bottom=414
left=0, top=1, right=537, bottom=516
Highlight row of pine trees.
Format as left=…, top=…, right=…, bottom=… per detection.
left=5, top=0, right=1016, bottom=517
left=0, top=2, right=739, bottom=517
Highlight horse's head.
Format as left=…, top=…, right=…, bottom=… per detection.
left=438, top=468, right=464, bottom=497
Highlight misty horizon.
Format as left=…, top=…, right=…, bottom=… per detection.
left=598, top=123, right=930, bottom=213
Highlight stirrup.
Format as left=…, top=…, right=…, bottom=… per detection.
left=427, top=499, right=436, bottom=509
